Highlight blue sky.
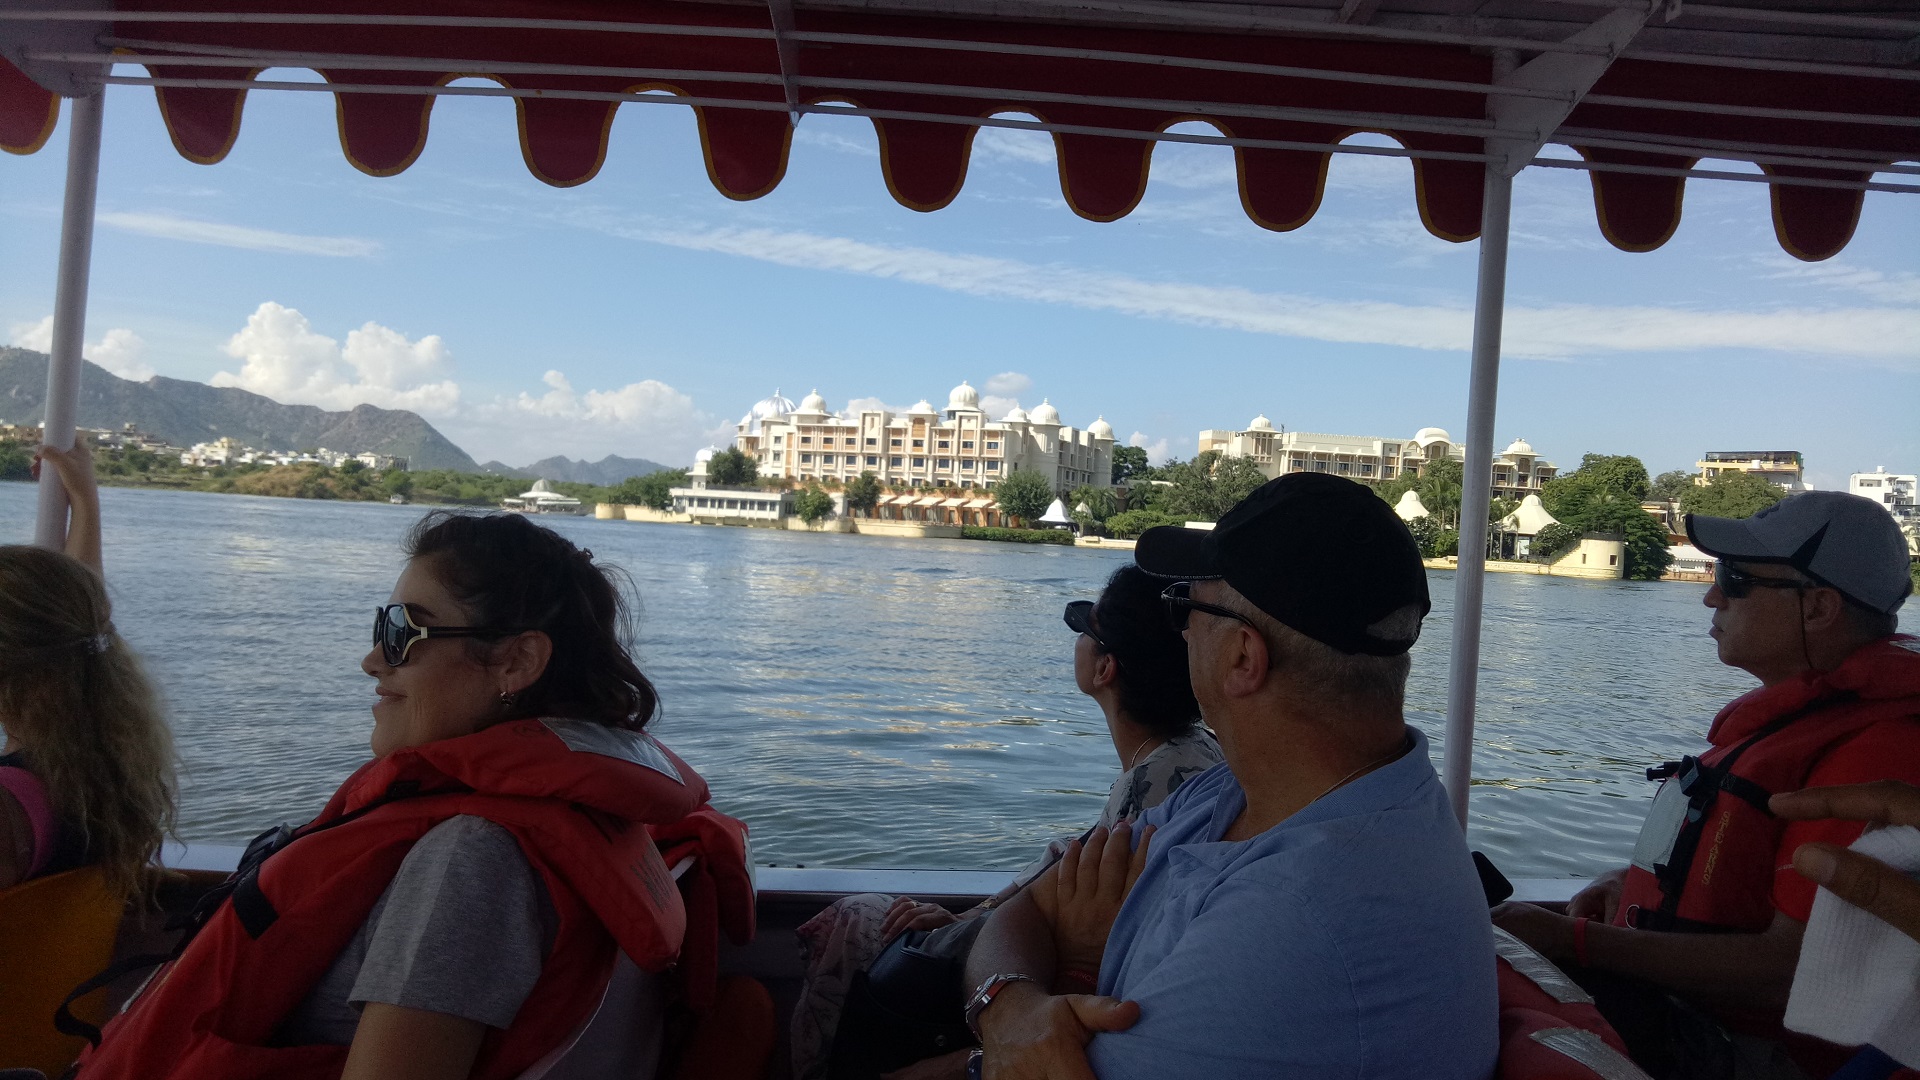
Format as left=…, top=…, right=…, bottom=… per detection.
left=3, top=77, right=1916, bottom=484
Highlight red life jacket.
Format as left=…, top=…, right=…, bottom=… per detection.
left=1493, top=928, right=1650, bottom=1080
left=79, top=717, right=755, bottom=1080
left=1618, top=636, right=1920, bottom=934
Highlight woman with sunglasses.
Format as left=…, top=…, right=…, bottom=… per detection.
left=793, top=565, right=1221, bottom=1080
left=81, top=511, right=753, bottom=1080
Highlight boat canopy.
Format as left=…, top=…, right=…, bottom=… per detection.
left=5, top=0, right=1914, bottom=826
left=2, top=1, right=1916, bottom=261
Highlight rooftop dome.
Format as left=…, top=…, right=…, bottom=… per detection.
left=909, top=399, right=936, bottom=415
left=797, top=389, right=829, bottom=414
left=1030, top=399, right=1061, bottom=426
left=1248, top=414, right=1275, bottom=432
left=1003, top=406, right=1030, bottom=423
left=693, top=446, right=718, bottom=464
left=1503, top=437, right=1535, bottom=456
left=948, top=381, right=980, bottom=410
left=1087, top=416, right=1114, bottom=439
left=1414, top=426, right=1451, bottom=446
left=738, top=388, right=797, bottom=434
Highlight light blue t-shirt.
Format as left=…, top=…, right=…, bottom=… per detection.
left=1086, top=726, right=1498, bottom=1080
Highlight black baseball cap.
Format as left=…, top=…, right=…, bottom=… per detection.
left=1134, top=473, right=1430, bottom=656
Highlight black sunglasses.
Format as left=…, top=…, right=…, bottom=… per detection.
left=1160, top=581, right=1261, bottom=633
left=373, top=604, right=523, bottom=667
left=1713, top=562, right=1815, bottom=601
left=1063, top=600, right=1117, bottom=655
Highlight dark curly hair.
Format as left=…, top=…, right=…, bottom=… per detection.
left=405, top=512, right=659, bottom=729
left=1088, top=565, right=1201, bottom=738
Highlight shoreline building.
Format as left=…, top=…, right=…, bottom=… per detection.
left=733, top=383, right=1115, bottom=493
left=1849, top=467, right=1916, bottom=526
left=1696, top=450, right=1806, bottom=491
left=1198, top=417, right=1556, bottom=502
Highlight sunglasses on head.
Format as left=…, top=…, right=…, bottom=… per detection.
left=1159, top=581, right=1261, bottom=633
left=373, top=603, right=523, bottom=667
left=1063, top=600, right=1118, bottom=655
left=1713, top=562, right=1815, bottom=601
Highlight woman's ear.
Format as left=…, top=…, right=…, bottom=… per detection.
left=1093, top=651, right=1121, bottom=690
left=499, top=630, right=554, bottom=696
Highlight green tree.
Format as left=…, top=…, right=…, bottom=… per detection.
left=1617, top=511, right=1674, bottom=582
left=844, top=472, right=883, bottom=516
left=1070, top=485, right=1118, bottom=523
left=338, top=459, right=366, bottom=476
left=1650, top=469, right=1695, bottom=503
left=794, top=485, right=835, bottom=523
left=1536, top=452, right=1671, bottom=579
left=0, top=443, right=30, bottom=481
left=1110, top=445, right=1150, bottom=485
left=1157, top=452, right=1268, bottom=522
left=1407, top=516, right=1451, bottom=558
left=706, top=448, right=759, bottom=487
left=1416, top=458, right=1464, bottom=531
left=1680, top=471, right=1785, bottom=520
left=381, top=470, right=414, bottom=498
left=612, top=469, right=686, bottom=510
left=1530, top=523, right=1582, bottom=561
left=1105, top=508, right=1180, bottom=539
left=995, top=468, right=1055, bottom=524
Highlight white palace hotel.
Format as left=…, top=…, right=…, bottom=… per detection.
left=730, top=384, right=1117, bottom=492
left=1199, top=416, right=1558, bottom=503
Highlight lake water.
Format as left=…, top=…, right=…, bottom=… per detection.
left=11, top=481, right=1880, bottom=879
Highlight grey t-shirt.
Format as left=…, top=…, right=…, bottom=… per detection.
left=276, top=814, right=554, bottom=1046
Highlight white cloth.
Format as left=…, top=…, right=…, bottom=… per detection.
left=1784, top=824, right=1920, bottom=1067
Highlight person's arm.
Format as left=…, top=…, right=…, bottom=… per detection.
left=33, top=443, right=102, bottom=574
left=1772, top=781, right=1920, bottom=942
left=1491, top=902, right=1804, bottom=1011
left=342, top=1003, right=486, bottom=1080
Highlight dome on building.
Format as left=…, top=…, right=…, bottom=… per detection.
left=1413, top=426, right=1451, bottom=446
left=909, top=399, right=936, bottom=415
left=1087, top=416, right=1114, bottom=439
left=1030, top=399, right=1061, bottom=426
left=948, top=381, right=980, bottom=410
left=693, top=446, right=718, bottom=467
left=1248, top=414, right=1275, bottom=432
left=797, top=389, right=829, bottom=414
left=738, top=389, right=797, bottom=434
left=1503, top=437, right=1535, bottom=456
left=1003, top=406, right=1030, bottom=423
left=1393, top=490, right=1430, bottom=522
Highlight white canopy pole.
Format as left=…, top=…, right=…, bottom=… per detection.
left=1441, top=166, right=1512, bottom=828
left=33, top=90, right=105, bottom=551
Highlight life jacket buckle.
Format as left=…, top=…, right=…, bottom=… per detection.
left=1646, top=761, right=1681, bottom=782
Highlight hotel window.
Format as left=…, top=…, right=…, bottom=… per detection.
left=912, top=439, right=924, bottom=448
left=866, top=456, right=878, bottom=466
left=985, top=441, right=998, bottom=450
left=1313, top=461, right=1328, bottom=472
left=800, top=454, right=812, bottom=463
left=961, top=441, right=974, bottom=449
left=772, top=451, right=783, bottom=462
left=800, top=436, right=812, bottom=444
left=1360, top=463, right=1374, bottom=476
left=986, top=461, right=1000, bottom=471
left=937, top=459, right=951, bottom=469
left=822, top=455, right=835, bottom=465
left=1336, top=462, right=1351, bottom=475
left=890, top=456, right=902, bottom=467
left=822, top=438, right=833, bottom=446
left=914, top=458, right=926, bottom=468
left=891, top=438, right=902, bottom=447
left=961, top=460, right=975, bottom=470
left=938, top=440, right=950, bottom=449
left=866, top=438, right=877, bottom=446
left=772, top=436, right=783, bottom=445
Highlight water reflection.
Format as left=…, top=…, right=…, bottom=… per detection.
left=6, top=482, right=1904, bottom=878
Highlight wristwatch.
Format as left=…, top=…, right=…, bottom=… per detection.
left=964, top=972, right=1037, bottom=1040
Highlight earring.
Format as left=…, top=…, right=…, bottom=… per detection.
left=499, top=689, right=519, bottom=707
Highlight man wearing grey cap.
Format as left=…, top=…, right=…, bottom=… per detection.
left=962, top=474, right=1497, bottom=1079
left=1495, top=490, right=1920, bottom=1077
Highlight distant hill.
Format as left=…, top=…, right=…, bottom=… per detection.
left=0, top=347, right=481, bottom=472
left=481, top=454, right=676, bottom=486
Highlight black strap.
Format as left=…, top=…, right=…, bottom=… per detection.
left=52, top=951, right=176, bottom=1046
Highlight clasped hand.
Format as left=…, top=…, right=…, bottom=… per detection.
left=1052, top=821, right=1155, bottom=975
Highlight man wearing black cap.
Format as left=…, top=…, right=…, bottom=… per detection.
left=1494, top=490, right=1919, bottom=1076
left=962, top=474, right=1498, bottom=1079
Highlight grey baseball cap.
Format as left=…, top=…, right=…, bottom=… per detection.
left=1687, top=491, right=1914, bottom=615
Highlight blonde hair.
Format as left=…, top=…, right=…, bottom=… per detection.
left=0, top=546, right=177, bottom=902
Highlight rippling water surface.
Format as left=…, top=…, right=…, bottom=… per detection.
left=15, top=483, right=1893, bottom=878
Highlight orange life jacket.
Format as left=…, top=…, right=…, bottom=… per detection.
left=1618, top=636, right=1920, bottom=934
left=78, top=717, right=754, bottom=1080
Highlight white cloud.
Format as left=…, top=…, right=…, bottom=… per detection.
left=985, top=371, right=1032, bottom=396
left=458, top=370, right=727, bottom=466
left=8, top=315, right=156, bottom=380
left=1129, top=431, right=1172, bottom=464
left=793, top=127, right=879, bottom=159
left=973, top=125, right=1056, bottom=165
left=98, top=211, right=381, bottom=257
left=844, top=396, right=912, bottom=415
left=627, top=224, right=1920, bottom=367
left=213, top=302, right=460, bottom=416
left=1759, top=258, right=1920, bottom=305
